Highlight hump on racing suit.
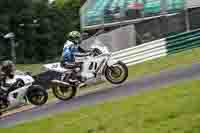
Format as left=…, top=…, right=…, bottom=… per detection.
left=62, top=40, right=79, bottom=63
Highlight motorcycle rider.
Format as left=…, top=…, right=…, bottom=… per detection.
left=60, top=31, right=90, bottom=82
left=0, top=60, right=16, bottom=87
left=0, top=60, right=16, bottom=112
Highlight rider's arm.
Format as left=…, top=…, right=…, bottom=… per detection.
left=73, top=46, right=91, bottom=57
left=77, top=46, right=91, bottom=53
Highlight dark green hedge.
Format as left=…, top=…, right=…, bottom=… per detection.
left=0, top=0, right=80, bottom=63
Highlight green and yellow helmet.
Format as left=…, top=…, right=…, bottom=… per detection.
left=68, top=31, right=81, bottom=43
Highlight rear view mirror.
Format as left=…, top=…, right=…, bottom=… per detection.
left=81, top=32, right=89, bottom=40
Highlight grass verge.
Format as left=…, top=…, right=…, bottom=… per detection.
left=128, top=47, right=200, bottom=79
left=1, top=80, right=200, bottom=132
left=16, top=64, right=43, bottom=75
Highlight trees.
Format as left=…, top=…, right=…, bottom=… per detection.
left=0, top=0, right=80, bottom=63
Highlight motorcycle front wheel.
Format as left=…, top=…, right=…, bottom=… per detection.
left=26, top=85, right=48, bottom=106
left=105, top=61, right=128, bottom=84
left=52, top=85, right=77, bottom=101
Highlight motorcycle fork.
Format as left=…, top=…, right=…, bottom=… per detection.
left=61, top=73, right=67, bottom=81
left=94, top=59, right=106, bottom=75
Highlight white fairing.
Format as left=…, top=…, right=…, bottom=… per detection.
left=2, top=71, right=34, bottom=91
left=2, top=71, right=35, bottom=108
left=91, top=39, right=117, bottom=66
left=91, top=39, right=110, bottom=55
left=107, top=58, right=118, bottom=66
left=8, top=84, right=31, bottom=107
left=44, top=63, right=68, bottom=73
left=44, top=38, right=115, bottom=83
left=15, top=73, right=34, bottom=84
left=76, top=39, right=111, bottom=80
left=80, top=55, right=108, bottom=79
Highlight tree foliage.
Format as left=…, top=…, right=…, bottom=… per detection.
left=0, top=0, right=80, bottom=63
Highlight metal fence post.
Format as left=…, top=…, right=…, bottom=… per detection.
left=184, top=0, right=190, bottom=31
left=161, top=0, right=167, bottom=15
left=10, top=38, right=16, bottom=63
left=160, top=0, right=168, bottom=36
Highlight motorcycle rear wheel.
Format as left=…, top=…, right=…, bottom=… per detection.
left=52, top=85, right=77, bottom=101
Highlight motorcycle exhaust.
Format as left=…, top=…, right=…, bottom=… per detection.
left=51, top=80, right=70, bottom=87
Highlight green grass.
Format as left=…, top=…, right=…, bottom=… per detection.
left=2, top=80, right=200, bottom=132
left=16, top=64, right=43, bottom=75
left=128, top=47, right=200, bottom=79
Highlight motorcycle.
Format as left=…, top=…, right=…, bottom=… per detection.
left=0, top=71, right=48, bottom=115
left=43, top=31, right=128, bottom=101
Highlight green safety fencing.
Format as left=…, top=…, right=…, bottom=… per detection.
left=166, top=29, right=200, bottom=54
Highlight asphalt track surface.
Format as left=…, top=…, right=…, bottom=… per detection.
left=1, top=62, right=200, bottom=128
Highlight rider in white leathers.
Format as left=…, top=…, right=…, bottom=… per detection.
left=0, top=60, right=16, bottom=108
left=0, top=60, right=16, bottom=90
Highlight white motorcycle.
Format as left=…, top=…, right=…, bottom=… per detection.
left=44, top=35, right=128, bottom=101
left=0, top=71, right=48, bottom=115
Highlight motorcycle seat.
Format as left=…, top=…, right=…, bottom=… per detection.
left=63, top=63, right=81, bottom=69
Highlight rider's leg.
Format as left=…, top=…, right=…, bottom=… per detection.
left=63, top=62, right=82, bottom=81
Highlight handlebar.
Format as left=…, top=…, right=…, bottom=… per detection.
left=91, top=29, right=105, bottom=39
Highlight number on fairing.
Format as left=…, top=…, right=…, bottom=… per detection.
left=89, top=62, right=98, bottom=71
